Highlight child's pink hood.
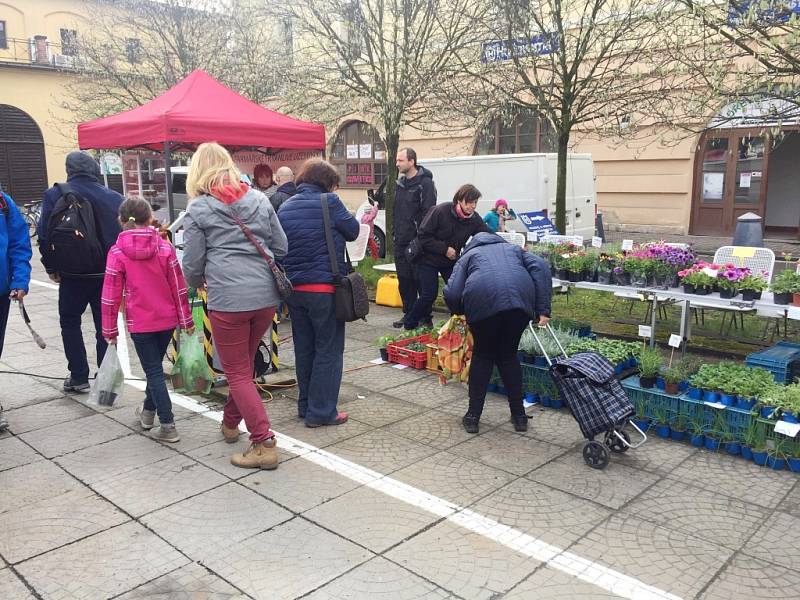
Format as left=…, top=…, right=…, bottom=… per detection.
left=116, top=227, right=161, bottom=260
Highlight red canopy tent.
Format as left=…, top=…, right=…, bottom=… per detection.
left=77, top=69, right=325, bottom=218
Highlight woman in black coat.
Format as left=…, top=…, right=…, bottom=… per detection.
left=402, top=184, right=488, bottom=330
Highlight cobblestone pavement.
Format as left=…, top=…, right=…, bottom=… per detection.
left=0, top=263, right=798, bottom=599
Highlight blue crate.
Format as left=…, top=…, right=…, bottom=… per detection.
left=746, top=342, right=800, bottom=384
left=490, top=362, right=559, bottom=399
left=622, top=376, right=682, bottom=422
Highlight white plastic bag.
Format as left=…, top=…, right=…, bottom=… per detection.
left=88, top=345, right=125, bottom=407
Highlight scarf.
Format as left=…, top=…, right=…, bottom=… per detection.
left=211, top=182, right=248, bottom=205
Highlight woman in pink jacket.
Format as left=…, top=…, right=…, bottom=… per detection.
left=101, top=197, right=194, bottom=442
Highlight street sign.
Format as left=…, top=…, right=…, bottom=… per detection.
left=518, top=211, right=557, bottom=241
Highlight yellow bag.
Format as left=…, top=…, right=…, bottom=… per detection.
left=376, top=274, right=403, bottom=307
left=436, top=315, right=473, bottom=384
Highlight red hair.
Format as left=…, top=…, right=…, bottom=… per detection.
left=253, top=164, right=273, bottom=183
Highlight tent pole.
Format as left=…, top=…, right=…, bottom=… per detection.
left=164, top=141, right=175, bottom=223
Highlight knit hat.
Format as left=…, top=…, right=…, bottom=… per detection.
left=495, top=198, right=508, bottom=209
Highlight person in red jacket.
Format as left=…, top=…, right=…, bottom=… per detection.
left=101, top=197, right=194, bottom=443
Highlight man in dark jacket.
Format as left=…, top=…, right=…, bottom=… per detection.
left=39, top=151, right=123, bottom=393
left=444, top=232, right=552, bottom=434
left=269, top=166, right=297, bottom=213
left=393, top=147, right=436, bottom=327
left=403, top=183, right=488, bottom=330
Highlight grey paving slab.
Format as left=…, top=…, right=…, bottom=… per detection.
left=449, top=430, right=567, bottom=476
left=0, top=436, right=43, bottom=472
left=240, top=456, right=361, bottom=513
left=17, top=521, right=189, bottom=600
left=142, top=482, right=291, bottom=559
left=0, top=371, right=63, bottom=409
left=602, top=435, right=699, bottom=476
left=669, top=451, right=797, bottom=509
left=527, top=454, right=660, bottom=509
left=386, top=409, right=494, bottom=451
left=304, top=485, right=441, bottom=553
left=386, top=520, right=541, bottom=600
left=149, top=413, right=227, bottom=452
left=381, top=377, right=468, bottom=408
left=326, top=429, right=438, bottom=474
left=504, top=566, right=625, bottom=599
left=780, top=481, right=800, bottom=518
left=624, top=478, right=770, bottom=550
left=343, top=363, right=430, bottom=394
left=305, top=556, right=455, bottom=600
left=0, top=488, right=128, bottom=563
left=337, top=393, right=428, bottom=428
left=187, top=436, right=297, bottom=480
left=104, top=401, right=197, bottom=427
left=203, top=517, right=373, bottom=600
left=0, top=568, right=34, bottom=599
left=3, top=350, right=67, bottom=377
left=262, top=394, right=304, bottom=425
left=274, top=417, right=373, bottom=449
left=19, top=413, right=131, bottom=458
left=741, top=511, right=800, bottom=572
left=0, top=460, right=84, bottom=515
left=701, top=554, right=800, bottom=599
left=437, top=393, right=520, bottom=426
left=91, top=454, right=228, bottom=517
left=568, top=514, right=733, bottom=599
left=469, top=478, right=612, bottom=548
left=391, top=450, right=515, bottom=506
left=499, top=407, right=587, bottom=449
left=54, top=433, right=175, bottom=484
left=116, top=562, right=248, bottom=599
left=4, top=396, right=94, bottom=434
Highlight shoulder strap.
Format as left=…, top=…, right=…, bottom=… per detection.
left=320, top=193, right=340, bottom=279
left=228, top=208, right=277, bottom=268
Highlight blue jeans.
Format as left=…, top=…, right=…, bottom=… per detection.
left=59, top=277, right=106, bottom=384
left=287, top=292, right=345, bottom=425
left=131, top=329, right=175, bottom=424
left=404, top=263, right=452, bottom=329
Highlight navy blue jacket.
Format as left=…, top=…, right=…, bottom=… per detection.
left=38, top=152, right=123, bottom=261
left=443, top=233, right=552, bottom=324
left=269, top=181, right=297, bottom=213
left=0, top=192, right=32, bottom=295
left=278, top=183, right=360, bottom=285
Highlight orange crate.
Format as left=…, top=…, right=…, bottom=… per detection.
left=426, top=343, right=443, bottom=374
left=387, top=334, right=433, bottom=369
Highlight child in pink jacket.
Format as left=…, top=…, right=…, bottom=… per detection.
left=360, top=198, right=380, bottom=259
left=101, top=197, right=193, bottom=442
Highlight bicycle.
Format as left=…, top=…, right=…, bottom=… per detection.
left=22, top=201, right=42, bottom=239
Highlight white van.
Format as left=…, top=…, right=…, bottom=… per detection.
left=356, top=153, right=596, bottom=256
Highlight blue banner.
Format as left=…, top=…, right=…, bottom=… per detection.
left=481, top=34, right=558, bottom=64
left=518, top=211, right=557, bottom=240
left=728, top=0, right=800, bottom=24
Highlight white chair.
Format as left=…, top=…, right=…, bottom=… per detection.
left=497, top=231, right=527, bottom=247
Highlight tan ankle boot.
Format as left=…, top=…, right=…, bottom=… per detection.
left=230, top=437, right=278, bottom=470
left=220, top=423, right=240, bottom=444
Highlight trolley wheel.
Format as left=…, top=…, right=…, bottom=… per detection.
left=606, top=429, right=631, bottom=454
left=583, top=441, right=610, bottom=470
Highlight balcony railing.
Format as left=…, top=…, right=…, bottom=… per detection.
left=0, top=37, right=84, bottom=69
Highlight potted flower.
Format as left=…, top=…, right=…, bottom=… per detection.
left=564, top=252, right=585, bottom=283
left=679, top=264, right=717, bottom=294
left=375, top=334, right=396, bottom=362
left=632, top=395, right=650, bottom=432
left=770, top=268, right=800, bottom=305
left=597, top=253, right=614, bottom=284
left=652, top=260, right=675, bottom=290
left=767, top=439, right=789, bottom=471
left=788, top=446, right=800, bottom=473
left=716, top=264, right=749, bottom=299
left=653, top=405, right=671, bottom=438
left=624, top=256, right=652, bottom=288
left=670, top=414, right=687, bottom=441
left=637, top=348, right=662, bottom=388
left=740, top=422, right=761, bottom=461
left=661, top=364, right=685, bottom=395
left=739, top=272, right=769, bottom=301
left=688, top=416, right=706, bottom=447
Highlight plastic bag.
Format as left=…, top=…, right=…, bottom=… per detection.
left=88, top=345, right=125, bottom=407
left=171, top=332, right=213, bottom=395
left=436, top=315, right=474, bottom=385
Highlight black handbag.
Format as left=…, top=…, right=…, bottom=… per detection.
left=405, top=237, right=423, bottom=263
left=230, top=210, right=293, bottom=301
left=320, top=194, right=370, bottom=322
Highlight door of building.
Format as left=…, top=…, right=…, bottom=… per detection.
left=0, top=104, right=48, bottom=205
left=691, top=129, right=769, bottom=236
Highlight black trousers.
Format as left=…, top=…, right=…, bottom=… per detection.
left=59, top=277, right=107, bottom=384
left=393, top=246, right=418, bottom=315
left=468, top=309, right=531, bottom=418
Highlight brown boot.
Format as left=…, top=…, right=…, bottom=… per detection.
left=230, top=437, right=278, bottom=470
left=220, top=422, right=240, bottom=444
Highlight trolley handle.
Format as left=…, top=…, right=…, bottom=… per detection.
left=527, top=322, right=569, bottom=367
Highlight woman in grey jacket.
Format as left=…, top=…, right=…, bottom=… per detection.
left=182, top=143, right=288, bottom=470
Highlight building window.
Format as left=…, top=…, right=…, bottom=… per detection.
left=125, top=38, right=141, bottom=64
left=60, top=28, right=78, bottom=56
left=0, top=22, right=7, bottom=50
left=331, top=121, right=387, bottom=187
left=474, top=110, right=557, bottom=155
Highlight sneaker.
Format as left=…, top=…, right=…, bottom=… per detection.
left=135, top=404, right=156, bottom=430
left=231, top=437, right=278, bottom=470
left=462, top=414, right=480, bottom=434
left=150, top=424, right=180, bottom=443
left=220, top=422, right=240, bottom=444
left=392, top=319, right=405, bottom=329
left=511, top=414, right=529, bottom=432
left=305, top=412, right=349, bottom=428
left=63, top=377, right=90, bottom=393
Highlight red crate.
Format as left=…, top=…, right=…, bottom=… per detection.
left=387, top=334, right=433, bottom=369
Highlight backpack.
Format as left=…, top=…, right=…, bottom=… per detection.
left=41, top=183, right=106, bottom=277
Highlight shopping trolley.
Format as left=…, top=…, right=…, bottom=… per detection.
left=529, top=324, right=647, bottom=469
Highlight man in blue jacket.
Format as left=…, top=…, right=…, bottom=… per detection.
left=39, top=151, right=123, bottom=393
left=0, top=186, right=32, bottom=431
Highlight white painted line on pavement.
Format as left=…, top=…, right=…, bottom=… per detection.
left=30, top=279, right=59, bottom=290
left=34, top=278, right=682, bottom=600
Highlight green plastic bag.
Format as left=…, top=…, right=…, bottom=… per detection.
left=171, top=332, right=212, bottom=395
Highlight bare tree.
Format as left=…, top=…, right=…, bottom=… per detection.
left=273, top=0, right=489, bottom=254
left=440, top=0, right=674, bottom=233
